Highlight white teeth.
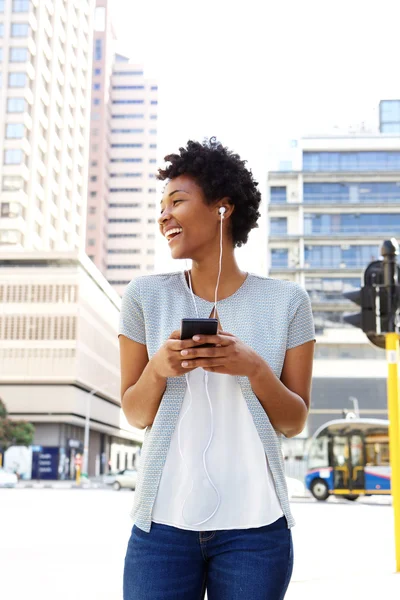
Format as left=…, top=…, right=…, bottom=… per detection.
left=165, top=228, right=183, bottom=239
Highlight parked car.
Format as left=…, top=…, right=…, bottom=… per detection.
left=0, top=468, right=18, bottom=488
left=108, top=469, right=138, bottom=491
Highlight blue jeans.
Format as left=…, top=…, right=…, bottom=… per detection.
left=123, top=516, right=293, bottom=599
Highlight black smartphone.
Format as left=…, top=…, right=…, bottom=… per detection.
left=181, top=318, right=218, bottom=347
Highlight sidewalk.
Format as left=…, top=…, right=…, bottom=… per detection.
left=287, top=570, right=400, bottom=599
left=16, top=477, right=107, bottom=490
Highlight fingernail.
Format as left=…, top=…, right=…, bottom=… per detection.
left=181, top=361, right=189, bottom=367
left=193, top=335, right=201, bottom=341
left=181, top=350, right=188, bottom=356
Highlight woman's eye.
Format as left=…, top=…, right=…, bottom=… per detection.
left=173, top=199, right=182, bottom=206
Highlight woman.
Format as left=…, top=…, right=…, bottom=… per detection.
left=119, top=138, right=315, bottom=599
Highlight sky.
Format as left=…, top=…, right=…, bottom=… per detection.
left=111, top=0, right=400, bottom=273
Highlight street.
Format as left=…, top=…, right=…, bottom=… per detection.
left=0, top=488, right=399, bottom=599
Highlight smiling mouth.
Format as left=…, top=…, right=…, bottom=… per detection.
left=165, top=228, right=183, bottom=243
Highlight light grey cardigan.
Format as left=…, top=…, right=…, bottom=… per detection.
left=119, top=271, right=315, bottom=533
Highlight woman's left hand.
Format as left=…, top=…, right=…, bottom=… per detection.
left=179, top=331, right=261, bottom=377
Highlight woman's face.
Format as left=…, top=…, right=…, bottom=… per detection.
left=159, top=175, right=221, bottom=260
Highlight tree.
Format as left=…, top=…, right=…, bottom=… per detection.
left=0, top=397, right=35, bottom=451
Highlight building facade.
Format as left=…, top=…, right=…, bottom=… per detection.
left=86, top=1, right=159, bottom=298
left=267, top=135, right=400, bottom=435
left=379, top=100, right=400, bottom=134
left=0, top=252, right=144, bottom=478
left=0, top=0, right=94, bottom=251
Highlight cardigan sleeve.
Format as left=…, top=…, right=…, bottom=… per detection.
left=118, top=278, right=146, bottom=345
left=287, top=285, right=315, bottom=350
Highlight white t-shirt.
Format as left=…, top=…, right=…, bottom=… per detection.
left=152, top=368, right=283, bottom=531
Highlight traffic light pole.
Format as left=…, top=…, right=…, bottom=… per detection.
left=385, top=332, right=400, bottom=572
left=382, top=240, right=400, bottom=571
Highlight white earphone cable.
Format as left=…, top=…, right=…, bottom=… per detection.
left=177, top=209, right=224, bottom=526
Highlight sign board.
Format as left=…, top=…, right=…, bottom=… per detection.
left=31, top=447, right=59, bottom=480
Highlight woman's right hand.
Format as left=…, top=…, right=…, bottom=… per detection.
left=151, top=330, right=203, bottom=378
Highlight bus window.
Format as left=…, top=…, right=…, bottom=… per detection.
left=308, top=434, right=329, bottom=469
left=365, top=437, right=390, bottom=466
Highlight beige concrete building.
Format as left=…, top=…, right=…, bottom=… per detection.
left=0, top=252, right=144, bottom=478
left=267, top=133, right=400, bottom=437
left=86, top=0, right=159, bottom=298
left=0, top=0, right=94, bottom=251
left=0, top=2, right=143, bottom=477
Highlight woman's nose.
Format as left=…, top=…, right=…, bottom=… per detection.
left=158, top=209, right=170, bottom=225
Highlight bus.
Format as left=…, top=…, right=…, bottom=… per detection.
left=305, top=418, right=390, bottom=501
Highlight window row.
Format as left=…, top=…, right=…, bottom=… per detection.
left=1, top=316, right=77, bottom=340
left=303, top=151, right=400, bottom=172
left=304, top=182, right=400, bottom=204
left=304, top=213, right=400, bottom=235
left=0, top=284, right=77, bottom=303
left=305, top=277, right=362, bottom=303
left=270, top=245, right=380, bottom=269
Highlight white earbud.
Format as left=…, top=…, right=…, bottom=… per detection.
left=219, top=206, right=226, bottom=218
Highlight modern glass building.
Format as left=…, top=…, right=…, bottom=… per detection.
left=379, top=100, right=400, bottom=134
left=267, top=134, right=400, bottom=434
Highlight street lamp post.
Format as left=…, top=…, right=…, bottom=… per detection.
left=82, top=384, right=110, bottom=477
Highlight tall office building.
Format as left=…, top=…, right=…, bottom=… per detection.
left=379, top=99, right=400, bottom=134
left=0, top=0, right=94, bottom=251
left=86, top=0, right=159, bottom=297
left=0, top=1, right=143, bottom=478
left=267, top=133, right=400, bottom=435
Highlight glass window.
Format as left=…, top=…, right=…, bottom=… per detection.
left=381, top=123, right=400, bottom=134
left=9, top=72, right=27, bottom=87
left=95, top=39, right=102, bottom=60
left=93, top=98, right=100, bottom=105
left=270, top=248, right=288, bottom=268
left=2, top=175, right=23, bottom=190
left=11, top=23, right=29, bottom=37
left=150, top=100, right=158, bottom=105
left=12, top=0, right=30, bottom=11
left=270, top=217, right=287, bottom=235
left=109, top=188, right=142, bottom=193
left=270, top=186, right=287, bottom=204
left=110, top=143, right=143, bottom=148
left=94, top=68, right=101, bottom=75
left=6, top=123, right=24, bottom=138
left=111, top=128, right=144, bottom=133
left=151, top=86, right=158, bottom=90
left=306, top=277, right=361, bottom=303
left=111, top=114, right=144, bottom=119
left=113, top=70, right=143, bottom=76
left=0, top=0, right=4, bottom=12
left=112, top=85, right=145, bottom=90
left=111, top=100, right=144, bottom=104
left=304, top=244, right=380, bottom=268
left=304, top=182, right=400, bottom=205
left=365, top=435, right=390, bottom=466
left=303, top=151, right=400, bottom=172
left=93, top=83, right=100, bottom=90
left=308, top=435, right=329, bottom=469
left=0, top=23, right=4, bottom=37
left=9, top=47, right=28, bottom=62
left=4, top=149, right=23, bottom=164
left=0, top=48, right=2, bottom=62
left=110, top=158, right=143, bottom=163
left=7, top=97, right=26, bottom=112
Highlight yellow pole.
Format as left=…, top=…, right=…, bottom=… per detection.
left=386, top=332, right=400, bottom=572
left=75, top=464, right=81, bottom=486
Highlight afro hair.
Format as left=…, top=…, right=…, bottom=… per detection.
left=157, top=137, right=261, bottom=247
